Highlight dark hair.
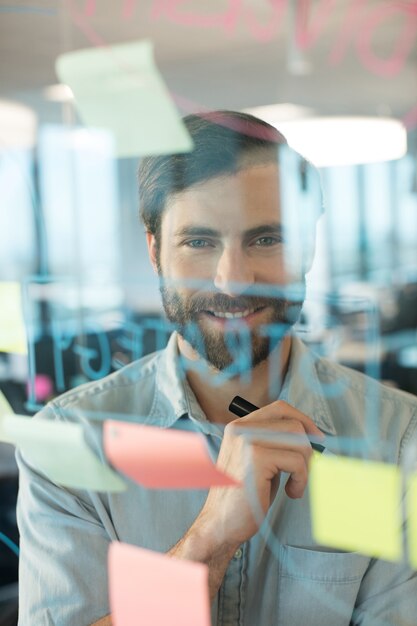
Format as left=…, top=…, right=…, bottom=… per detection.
left=138, top=110, right=316, bottom=237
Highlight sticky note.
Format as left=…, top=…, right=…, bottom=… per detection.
left=407, top=473, right=417, bottom=569
left=1, top=414, right=126, bottom=492
left=309, top=453, right=402, bottom=561
left=56, top=40, right=193, bottom=158
left=109, top=542, right=210, bottom=626
left=104, top=420, right=239, bottom=489
left=0, top=282, right=27, bottom=354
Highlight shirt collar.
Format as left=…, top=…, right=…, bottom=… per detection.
left=149, top=331, right=337, bottom=436
left=148, top=333, right=224, bottom=436
left=280, top=336, right=337, bottom=435
left=148, top=332, right=189, bottom=427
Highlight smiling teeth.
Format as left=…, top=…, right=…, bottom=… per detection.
left=211, top=309, right=255, bottom=318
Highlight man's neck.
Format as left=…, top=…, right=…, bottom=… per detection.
left=177, top=335, right=292, bottom=424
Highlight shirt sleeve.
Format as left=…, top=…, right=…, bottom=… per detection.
left=16, top=406, right=113, bottom=626
left=352, top=414, right=417, bottom=626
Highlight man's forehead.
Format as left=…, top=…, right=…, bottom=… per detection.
left=163, top=163, right=282, bottom=229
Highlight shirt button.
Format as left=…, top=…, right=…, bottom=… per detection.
left=234, top=548, right=243, bottom=559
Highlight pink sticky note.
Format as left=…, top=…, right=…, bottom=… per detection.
left=109, top=542, right=211, bottom=626
left=104, top=420, right=239, bottom=489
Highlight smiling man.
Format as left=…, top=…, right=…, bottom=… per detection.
left=152, top=162, right=305, bottom=375
left=17, top=111, right=417, bottom=626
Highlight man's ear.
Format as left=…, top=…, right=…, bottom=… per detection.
left=146, top=232, right=159, bottom=274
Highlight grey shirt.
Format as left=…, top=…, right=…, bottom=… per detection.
left=17, top=333, right=417, bottom=626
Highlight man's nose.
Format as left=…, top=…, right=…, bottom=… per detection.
left=213, top=246, right=254, bottom=295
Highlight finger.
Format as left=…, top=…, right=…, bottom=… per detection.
left=249, top=447, right=309, bottom=499
left=233, top=415, right=314, bottom=447
left=238, top=400, right=323, bottom=436
left=244, top=418, right=313, bottom=463
left=276, top=450, right=309, bottom=499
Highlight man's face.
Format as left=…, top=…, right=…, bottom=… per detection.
left=147, top=163, right=306, bottom=371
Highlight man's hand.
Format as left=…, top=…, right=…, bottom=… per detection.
left=170, top=400, right=323, bottom=600
left=195, top=400, right=323, bottom=547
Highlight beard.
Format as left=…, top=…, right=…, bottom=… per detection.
left=159, top=280, right=305, bottom=372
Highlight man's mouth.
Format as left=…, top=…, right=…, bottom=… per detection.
left=202, top=306, right=265, bottom=320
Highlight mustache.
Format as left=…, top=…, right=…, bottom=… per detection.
left=186, top=293, right=289, bottom=313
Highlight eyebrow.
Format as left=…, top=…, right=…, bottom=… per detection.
left=174, top=226, right=221, bottom=238
left=174, top=223, right=284, bottom=241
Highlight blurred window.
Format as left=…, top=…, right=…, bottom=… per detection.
left=38, top=125, right=121, bottom=287
left=0, top=149, right=35, bottom=280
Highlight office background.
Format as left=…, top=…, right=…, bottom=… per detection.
left=1, top=2, right=417, bottom=624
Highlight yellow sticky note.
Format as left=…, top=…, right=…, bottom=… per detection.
left=0, top=282, right=27, bottom=354
left=56, top=40, right=193, bottom=158
left=309, top=453, right=402, bottom=561
left=407, top=473, right=417, bottom=569
left=2, top=414, right=126, bottom=493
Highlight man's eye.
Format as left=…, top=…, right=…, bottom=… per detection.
left=254, top=236, right=281, bottom=246
left=186, top=239, right=211, bottom=248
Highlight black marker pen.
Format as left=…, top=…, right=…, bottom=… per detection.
left=228, top=395, right=326, bottom=454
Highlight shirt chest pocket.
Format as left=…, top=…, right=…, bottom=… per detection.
left=277, top=545, right=370, bottom=626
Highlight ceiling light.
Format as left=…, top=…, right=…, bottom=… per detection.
left=0, top=100, right=37, bottom=150
left=279, top=117, right=407, bottom=167
left=245, top=103, right=314, bottom=123
left=247, top=107, right=407, bottom=167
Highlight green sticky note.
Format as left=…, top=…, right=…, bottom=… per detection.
left=2, top=414, right=126, bottom=493
left=309, top=453, right=402, bottom=561
left=56, top=40, right=193, bottom=158
left=0, top=282, right=27, bottom=354
left=407, top=473, right=417, bottom=569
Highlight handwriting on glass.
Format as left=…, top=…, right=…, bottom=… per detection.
left=81, top=0, right=417, bottom=78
